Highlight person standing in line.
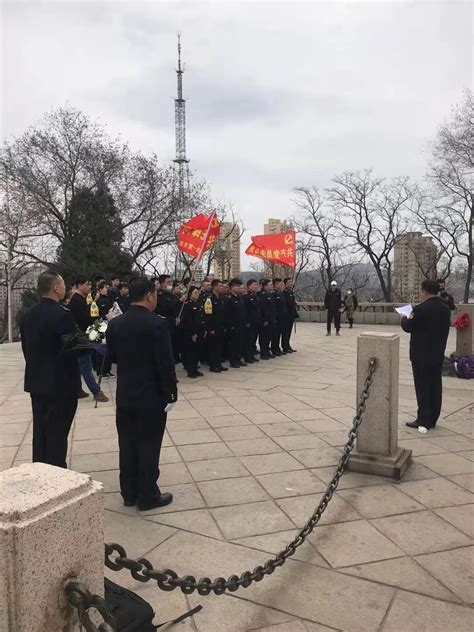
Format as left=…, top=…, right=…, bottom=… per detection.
left=109, top=276, right=121, bottom=301
left=180, top=286, right=206, bottom=378
left=226, top=278, right=247, bottom=368
left=116, top=283, right=130, bottom=313
left=96, top=281, right=113, bottom=319
left=258, top=279, right=276, bottom=360
left=20, top=271, right=81, bottom=467
left=155, top=274, right=181, bottom=363
left=68, top=275, right=109, bottom=402
left=243, top=278, right=261, bottom=363
left=324, top=280, right=342, bottom=336
left=437, top=279, right=456, bottom=312
left=204, top=279, right=229, bottom=373
left=282, top=277, right=298, bottom=352
left=106, top=277, right=178, bottom=510
left=401, top=280, right=451, bottom=433
left=343, top=288, right=358, bottom=329
left=271, top=278, right=287, bottom=356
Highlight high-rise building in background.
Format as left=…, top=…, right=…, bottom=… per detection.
left=393, top=232, right=438, bottom=302
left=213, top=221, right=241, bottom=280
left=263, top=218, right=294, bottom=278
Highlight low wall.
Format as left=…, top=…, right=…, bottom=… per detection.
left=297, top=302, right=405, bottom=325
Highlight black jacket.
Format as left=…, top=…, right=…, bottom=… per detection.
left=243, top=292, right=261, bottom=328
left=439, top=291, right=456, bottom=312
left=274, top=290, right=288, bottom=322
left=107, top=305, right=177, bottom=408
left=116, top=296, right=130, bottom=313
left=283, top=288, right=299, bottom=320
left=401, top=297, right=451, bottom=365
left=181, top=300, right=206, bottom=338
left=226, top=293, right=246, bottom=330
left=20, top=298, right=81, bottom=397
left=204, top=292, right=226, bottom=333
left=155, top=290, right=180, bottom=330
left=97, top=294, right=113, bottom=319
left=324, top=289, right=342, bottom=312
left=259, top=290, right=276, bottom=324
left=69, top=292, right=94, bottom=332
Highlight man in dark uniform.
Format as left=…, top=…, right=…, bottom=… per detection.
left=324, top=280, right=342, bottom=336
left=181, top=285, right=206, bottom=378
left=204, top=279, right=228, bottom=373
left=282, top=277, right=298, bottom=352
left=107, top=277, right=178, bottom=511
left=243, top=278, right=261, bottom=363
left=226, top=278, right=246, bottom=368
left=155, top=274, right=181, bottom=362
left=116, top=283, right=130, bottom=313
left=272, top=278, right=287, bottom=356
left=20, top=271, right=81, bottom=467
left=258, top=279, right=276, bottom=360
left=401, top=280, right=451, bottom=432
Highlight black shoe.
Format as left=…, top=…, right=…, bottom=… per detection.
left=210, top=366, right=222, bottom=373
left=253, top=356, right=260, bottom=362
left=230, top=363, right=241, bottom=368
left=281, top=350, right=288, bottom=355
left=187, top=373, right=199, bottom=378
left=123, top=497, right=136, bottom=507
left=195, top=370, right=204, bottom=377
left=288, top=348, right=296, bottom=353
left=260, top=355, right=270, bottom=360
left=138, top=493, right=173, bottom=511
left=239, top=361, right=247, bottom=367
left=218, top=365, right=229, bottom=372
left=244, top=358, right=255, bottom=364
left=272, top=350, right=283, bottom=357
left=405, top=420, right=420, bottom=429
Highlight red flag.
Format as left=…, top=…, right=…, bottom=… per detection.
left=178, top=211, right=219, bottom=260
left=245, top=231, right=296, bottom=268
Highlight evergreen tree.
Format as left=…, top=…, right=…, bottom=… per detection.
left=56, top=187, right=133, bottom=285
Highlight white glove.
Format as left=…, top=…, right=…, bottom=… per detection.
left=164, top=403, right=176, bottom=413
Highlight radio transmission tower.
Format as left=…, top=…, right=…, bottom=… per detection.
left=173, top=34, right=190, bottom=215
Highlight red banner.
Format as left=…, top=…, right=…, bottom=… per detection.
left=178, top=212, right=220, bottom=259
left=245, top=231, right=296, bottom=268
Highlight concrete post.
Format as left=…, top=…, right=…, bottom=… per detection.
left=348, top=332, right=412, bottom=480
left=0, top=463, right=104, bottom=632
left=455, top=304, right=474, bottom=356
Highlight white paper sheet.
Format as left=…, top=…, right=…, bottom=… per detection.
left=395, top=304, right=413, bottom=317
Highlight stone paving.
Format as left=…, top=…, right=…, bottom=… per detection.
left=1, top=323, right=473, bottom=631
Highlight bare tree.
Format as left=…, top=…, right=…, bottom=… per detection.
left=327, top=170, right=415, bottom=301
left=416, top=90, right=473, bottom=302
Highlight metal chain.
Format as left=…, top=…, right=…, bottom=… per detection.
left=65, top=581, right=116, bottom=632
left=105, top=358, right=377, bottom=596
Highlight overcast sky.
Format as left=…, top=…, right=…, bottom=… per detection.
left=2, top=0, right=472, bottom=266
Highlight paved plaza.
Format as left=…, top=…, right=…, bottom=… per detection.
left=1, top=323, right=473, bottom=631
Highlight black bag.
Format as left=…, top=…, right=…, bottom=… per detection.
left=104, top=578, right=202, bottom=630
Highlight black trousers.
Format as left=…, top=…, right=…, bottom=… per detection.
left=116, top=406, right=167, bottom=503
left=182, top=337, right=201, bottom=374
left=259, top=322, right=273, bottom=357
left=282, top=318, right=295, bottom=351
left=31, top=394, right=78, bottom=468
left=228, top=326, right=243, bottom=364
left=207, top=331, right=223, bottom=368
left=244, top=325, right=260, bottom=360
left=327, top=310, right=341, bottom=332
left=272, top=318, right=286, bottom=353
left=412, top=360, right=443, bottom=428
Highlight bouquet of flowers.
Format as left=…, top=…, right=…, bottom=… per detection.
left=86, top=319, right=108, bottom=344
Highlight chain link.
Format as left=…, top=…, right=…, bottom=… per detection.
left=65, top=581, right=116, bottom=632
left=105, top=358, right=377, bottom=596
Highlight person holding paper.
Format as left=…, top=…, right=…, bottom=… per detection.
left=107, top=277, right=177, bottom=511
left=400, top=280, right=450, bottom=432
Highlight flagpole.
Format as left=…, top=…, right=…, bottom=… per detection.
left=177, top=209, right=217, bottom=319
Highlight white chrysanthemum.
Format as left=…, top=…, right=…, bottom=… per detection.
left=89, top=330, right=99, bottom=341
left=99, top=322, right=108, bottom=333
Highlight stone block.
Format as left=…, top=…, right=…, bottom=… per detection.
left=455, top=304, right=474, bottom=355
left=0, top=463, right=103, bottom=632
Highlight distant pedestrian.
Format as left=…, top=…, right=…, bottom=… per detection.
left=343, top=288, right=358, bottom=329
left=324, top=281, right=342, bottom=336
left=258, top=279, right=276, bottom=360
left=20, top=271, right=81, bottom=468
left=226, top=278, right=246, bottom=368
left=401, top=279, right=451, bottom=432
left=243, top=278, right=261, bottom=363
left=437, top=279, right=456, bottom=312
left=272, top=278, right=287, bottom=356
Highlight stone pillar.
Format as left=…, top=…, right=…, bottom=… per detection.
left=0, top=463, right=104, bottom=632
left=348, top=332, right=412, bottom=480
left=455, top=304, right=474, bottom=356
